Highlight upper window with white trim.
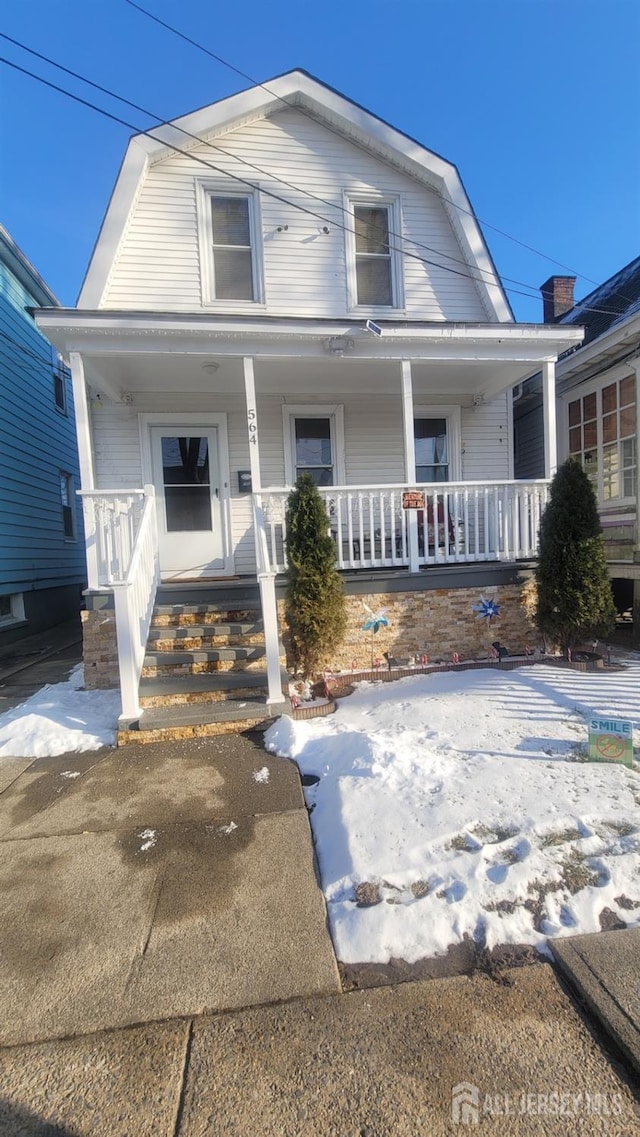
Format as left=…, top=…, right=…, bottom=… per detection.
left=346, top=196, right=403, bottom=311
left=198, top=184, right=263, bottom=304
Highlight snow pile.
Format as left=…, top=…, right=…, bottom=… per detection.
left=253, top=765, right=270, bottom=784
left=0, top=666, right=119, bottom=757
left=266, top=663, right=640, bottom=963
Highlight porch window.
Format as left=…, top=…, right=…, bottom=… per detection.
left=283, top=405, right=346, bottom=487
left=60, top=472, right=76, bottom=539
left=294, top=418, right=334, bottom=486
left=414, top=418, right=449, bottom=482
left=346, top=196, right=403, bottom=310
left=568, top=376, right=636, bottom=502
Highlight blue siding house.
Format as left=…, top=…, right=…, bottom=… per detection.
left=0, top=225, right=85, bottom=646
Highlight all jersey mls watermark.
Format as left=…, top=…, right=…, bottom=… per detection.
left=451, top=1082, right=625, bottom=1125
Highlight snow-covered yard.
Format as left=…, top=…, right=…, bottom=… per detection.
left=0, top=665, right=119, bottom=757
left=265, top=661, right=640, bottom=963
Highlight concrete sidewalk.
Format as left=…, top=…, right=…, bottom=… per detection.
left=0, top=965, right=638, bottom=1136
left=0, top=734, right=340, bottom=1046
left=552, top=929, right=640, bottom=1076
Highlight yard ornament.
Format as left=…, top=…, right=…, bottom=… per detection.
left=472, top=595, right=501, bottom=622
left=362, top=603, right=389, bottom=668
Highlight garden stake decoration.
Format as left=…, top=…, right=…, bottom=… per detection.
left=472, top=594, right=501, bottom=657
left=362, top=603, right=389, bottom=669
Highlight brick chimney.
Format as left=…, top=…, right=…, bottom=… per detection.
left=540, top=276, right=576, bottom=322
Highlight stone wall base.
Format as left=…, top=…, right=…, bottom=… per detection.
left=279, top=580, right=538, bottom=674
left=81, top=609, right=119, bottom=689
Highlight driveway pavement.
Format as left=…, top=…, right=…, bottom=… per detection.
left=0, top=734, right=340, bottom=1046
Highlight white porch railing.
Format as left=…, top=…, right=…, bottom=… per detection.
left=79, top=489, right=147, bottom=588
left=258, top=480, right=550, bottom=573
left=80, top=485, right=160, bottom=723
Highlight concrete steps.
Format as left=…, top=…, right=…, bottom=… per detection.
left=118, top=583, right=289, bottom=745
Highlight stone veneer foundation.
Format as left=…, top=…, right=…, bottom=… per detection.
left=81, top=609, right=119, bottom=689
left=278, top=580, right=537, bottom=673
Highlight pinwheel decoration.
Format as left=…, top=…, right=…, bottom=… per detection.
left=472, top=595, right=501, bottom=622
left=362, top=603, right=390, bottom=668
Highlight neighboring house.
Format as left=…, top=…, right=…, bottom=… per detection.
left=0, top=225, right=85, bottom=648
left=514, top=261, right=640, bottom=644
left=34, top=71, right=581, bottom=737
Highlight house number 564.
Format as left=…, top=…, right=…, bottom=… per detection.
left=247, top=408, right=258, bottom=445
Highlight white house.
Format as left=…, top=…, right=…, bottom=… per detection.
left=35, top=70, right=582, bottom=740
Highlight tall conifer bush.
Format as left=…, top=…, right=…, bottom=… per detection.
left=285, top=474, right=347, bottom=677
left=536, top=458, right=615, bottom=654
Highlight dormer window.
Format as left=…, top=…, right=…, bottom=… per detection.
left=345, top=194, right=403, bottom=311
left=197, top=182, right=264, bottom=305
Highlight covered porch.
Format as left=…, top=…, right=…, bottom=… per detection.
left=34, top=310, right=583, bottom=722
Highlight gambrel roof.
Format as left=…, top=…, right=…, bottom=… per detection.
left=79, top=69, right=511, bottom=320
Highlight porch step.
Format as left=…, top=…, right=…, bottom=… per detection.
left=148, top=622, right=264, bottom=643
left=139, top=669, right=282, bottom=707
left=125, top=584, right=291, bottom=742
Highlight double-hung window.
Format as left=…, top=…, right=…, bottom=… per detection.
left=568, top=375, right=636, bottom=503
left=347, top=196, right=403, bottom=310
left=283, top=406, right=345, bottom=488
left=198, top=184, right=262, bottom=304
left=413, top=407, right=462, bottom=483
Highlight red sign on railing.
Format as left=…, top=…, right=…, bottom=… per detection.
left=402, top=490, right=425, bottom=510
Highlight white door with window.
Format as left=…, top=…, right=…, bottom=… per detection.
left=149, top=426, right=227, bottom=579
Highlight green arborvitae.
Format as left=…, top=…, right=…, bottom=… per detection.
left=285, top=474, right=347, bottom=677
left=535, top=458, right=615, bottom=654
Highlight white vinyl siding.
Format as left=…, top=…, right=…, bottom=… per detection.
left=90, top=386, right=510, bottom=575
left=102, top=108, right=489, bottom=320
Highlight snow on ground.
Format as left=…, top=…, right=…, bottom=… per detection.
left=0, top=665, right=119, bottom=757
left=266, top=661, right=640, bottom=964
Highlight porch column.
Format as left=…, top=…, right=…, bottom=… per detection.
left=243, top=356, right=262, bottom=492
left=244, top=357, right=282, bottom=708
left=542, top=359, right=558, bottom=479
left=401, top=360, right=420, bottom=573
left=68, top=351, right=99, bottom=589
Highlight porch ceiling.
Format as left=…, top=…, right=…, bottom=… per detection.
left=80, top=352, right=541, bottom=401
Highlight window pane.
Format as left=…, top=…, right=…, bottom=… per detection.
left=583, top=420, right=597, bottom=448
left=602, top=383, right=617, bottom=413
left=620, top=403, right=636, bottom=437
left=355, top=257, right=393, bottom=305
left=583, top=450, right=598, bottom=482
left=354, top=206, right=389, bottom=254
left=569, top=427, right=582, bottom=453
left=295, top=418, right=332, bottom=468
left=415, top=419, right=448, bottom=468
left=602, top=443, right=619, bottom=500
left=161, top=437, right=210, bottom=485
left=165, top=487, right=212, bottom=531
left=213, top=248, right=254, bottom=300
left=211, top=197, right=250, bottom=246
left=622, top=437, right=636, bottom=467
left=620, top=375, right=635, bottom=407
left=416, top=465, right=448, bottom=482
left=54, top=371, right=66, bottom=411
left=60, top=474, right=70, bottom=506
left=296, top=466, right=333, bottom=487
left=568, top=400, right=581, bottom=427
left=583, top=393, right=597, bottom=420
left=603, top=413, right=618, bottom=444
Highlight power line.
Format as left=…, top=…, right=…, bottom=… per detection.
left=123, top=0, right=604, bottom=290
left=0, top=47, right=630, bottom=320
left=0, top=30, right=534, bottom=300
left=0, top=52, right=541, bottom=308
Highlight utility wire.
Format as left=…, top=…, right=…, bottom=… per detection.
left=123, top=0, right=605, bottom=290
left=0, top=46, right=631, bottom=320
left=0, top=30, right=533, bottom=299
left=0, top=52, right=545, bottom=307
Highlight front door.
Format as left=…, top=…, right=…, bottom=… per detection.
left=150, top=427, right=225, bottom=579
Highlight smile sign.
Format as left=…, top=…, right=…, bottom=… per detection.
left=588, top=718, right=634, bottom=767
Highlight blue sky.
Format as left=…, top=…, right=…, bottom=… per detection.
left=1, top=0, right=638, bottom=320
